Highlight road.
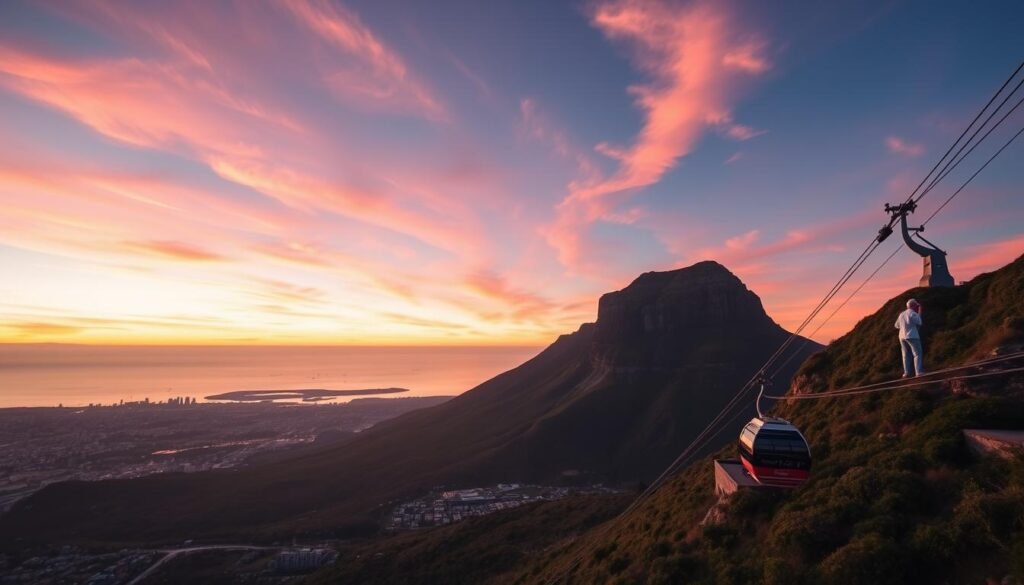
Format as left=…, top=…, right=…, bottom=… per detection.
left=127, top=544, right=279, bottom=585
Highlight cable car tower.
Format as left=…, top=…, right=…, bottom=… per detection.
left=879, top=201, right=955, bottom=287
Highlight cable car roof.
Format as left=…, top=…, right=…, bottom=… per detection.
left=744, top=417, right=800, bottom=432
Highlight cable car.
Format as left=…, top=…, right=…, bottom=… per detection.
left=737, top=417, right=811, bottom=488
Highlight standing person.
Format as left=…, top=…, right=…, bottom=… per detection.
left=895, top=299, right=924, bottom=377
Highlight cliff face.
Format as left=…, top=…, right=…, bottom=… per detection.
left=508, top=261, right=818, bottom=483
left=594, top=261, right=774, bottom=341
left=1, top=261, right=821, bottom=546
left=590, top=261, right=784, bottom=370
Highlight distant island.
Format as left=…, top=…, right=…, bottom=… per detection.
left=205, top=388, right=410, bottom=402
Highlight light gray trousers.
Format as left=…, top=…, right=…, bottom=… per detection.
left=900, top=338, right=924, bottom=376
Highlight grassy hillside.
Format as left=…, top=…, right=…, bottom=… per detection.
left=512, top=253, right=1024, bottom=584
left=303, top=494, right=631, bottom=585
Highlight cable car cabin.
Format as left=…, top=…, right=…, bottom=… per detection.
left=738, top=417, right=811, bottom=488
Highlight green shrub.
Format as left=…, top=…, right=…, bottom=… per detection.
left=818, top=534, right=906, bottom=585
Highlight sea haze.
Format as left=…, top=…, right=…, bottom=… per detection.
left=0, top=344, right=541, bottom=407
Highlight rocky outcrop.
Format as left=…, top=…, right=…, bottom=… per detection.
left=594, top=261, right=775, bottom=342
left=589, top=261, right=800, bottom=372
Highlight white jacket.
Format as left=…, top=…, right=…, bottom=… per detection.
left=895, top=308, right=922, bottom=340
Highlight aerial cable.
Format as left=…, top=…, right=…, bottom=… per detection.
left=899, top=60, right=1023, bottom=209
left=764, top=350, right=1024, bottom=400
left=767, top=244, right=905, bottom=380
left=542, top=62, right=1024, bottom=584
left=767, top=361, right=1024, bottom=401
left=630, top=61, right=1024, bottom=511
left=764, top=119, right=1024, bottom=395
left=774, top=73, right=1024, bottom=379
left=922, top=119, right=1024, bottom=227
left=756, top=237, right=882, bottom=378
left=875, top=60, right=1024, bottom=242
left=915, top=85, right=1024, bottom=207
left=913, top=73, right=1024, bottom=206
left=762, top=238, right=883, bottom=372
left=684, top=60, right=1024, bottom=495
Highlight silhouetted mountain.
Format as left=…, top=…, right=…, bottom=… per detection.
left=497, top=253, right=1024, bottom=585
left=0, top=261, right=820, bottom=546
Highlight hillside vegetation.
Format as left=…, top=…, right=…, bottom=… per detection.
left=303, top=494, right=630, bottom=585
left=514, top=253, right=1024, bottom=584
left=302, top=254, right=1024, bottom=584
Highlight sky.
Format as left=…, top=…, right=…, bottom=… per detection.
left=0, top=0, right=1022, bottom=346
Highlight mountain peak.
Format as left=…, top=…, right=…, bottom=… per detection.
left=594, top=260, right=773, bottom=344
left=628, top=259, right=737, bottom=287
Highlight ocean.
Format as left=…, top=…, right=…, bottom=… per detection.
left=0, top=344, right=542, bottom=407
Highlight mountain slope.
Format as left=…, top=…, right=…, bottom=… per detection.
left=305, top=494, right=630, bottom=585
left=0, top=261, right=819, bottom=546
left=513, top=253, right=1024, bottom=585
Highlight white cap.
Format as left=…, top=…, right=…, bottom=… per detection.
left=907, top=298, right=919, bottom=308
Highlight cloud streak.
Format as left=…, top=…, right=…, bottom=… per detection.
left=124, top=240, right=226, bottom=262
left=886, top=136, right=924, bottom=158
left=279, top=0, right=447, bottom=120
left=544, top=0, right=771, bottom=273
left=0, top=0, right=1020, bottom=347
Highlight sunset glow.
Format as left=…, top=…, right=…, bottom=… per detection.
left=1, top=0, right=1022, bottom=345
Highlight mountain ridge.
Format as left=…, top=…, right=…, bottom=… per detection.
left=518, top=252, right=1024, bottom=584
left=300, top=253, right=1024, bottom=585
left=0, top=260, right=821, bottom=547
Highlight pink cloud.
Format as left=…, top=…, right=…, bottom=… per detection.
left=580, top=0, right=770, bottom=197
left=0, top=40, right=489, bottom=262
left=518, top=98, right=602, bottom=182
left=447, top=51, right=495, bottom=103
left=124, top=240, right=226, bottom=262
left=954, top=236, right=1024, bottom=278
left=689, top=208, right=878, bottom=268
left=0, top=2, right=598, bottom=344
left=462, top=270, right=557, bottom=318
left=280, top=0, right=447, bottom=120
left=544, top=0, right=771, bottom=273
left=725, top=229, right=761, bottom=250
left=0, top=46, right=299, bottom=154
left=49, top=0, right=446, bottom=122
left=886, top=136, right=924, bottom=158
left=724, top=123, right=767, bottom=141
left=722, top=41, right=772, bottom=74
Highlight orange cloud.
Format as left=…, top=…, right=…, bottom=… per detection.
left=581, top=0, right=769, bottom=197
left=545, top=0, right=771, bottom=273
left=690, top=207, right=877, bottom=267
left=954, top=236, right=1024, bottom=277
left=209, top=157, right=485, bottom=260
left=463, top=270, right=557, bottom=318
left=0, top=2, right=569, bottom=346
left=8, top=322, right=84, bottom=337
left=248, top=278, right=327, bottom=304
left=0, top=47, right=300, bottom=155
left=0, top=40, right=486, bottom=264
left=124, top=240, right=225, bottom=261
